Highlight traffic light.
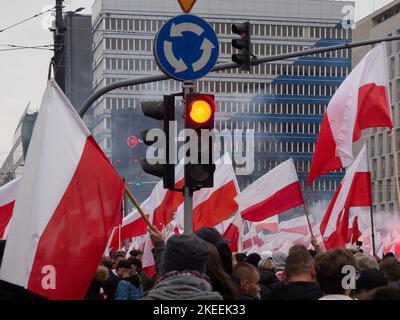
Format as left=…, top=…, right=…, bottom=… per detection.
left=140, top=95, right=176, bottom=190
left=231, top=22, right=252, bottom=71
left=185, top=93, right=216, bottom=189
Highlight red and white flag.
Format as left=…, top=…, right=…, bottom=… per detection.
left=222, top=212, right=242, bottom=253
left=176, top=153, right=239, bottom=231
left=320, top=144, right=372, bottom=250
left=308, top=43, right=393, bottom=183
left=254, top=215, right=279, bottom=234
left=235, top=158, right=304, bottom=222
left=0, top=80, right=125, bottom=300
left=0, top=177, right=21, bottom=240
left=278, top=215, right=315, bottom=236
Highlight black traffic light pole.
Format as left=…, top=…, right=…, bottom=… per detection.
left=79, top=34, right=400, bottom=118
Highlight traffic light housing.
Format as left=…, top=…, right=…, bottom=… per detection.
left=185, top=93, right=216, bottom=189
left=231, top=22, right=252, bottom=71
left=140, top=95, right=175, bottom=190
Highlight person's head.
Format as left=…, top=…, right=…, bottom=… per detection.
left=246, top=253, right=261, bottom=268
left=195, top=227, right=233, bottom=274
left=94, top=265, right=109, bottom=283
left=371, top=286, right=400, bottom=300
left=354, top=269, right=388, bottom=300
left=379, top=257, right=400, bottom=283
left=161, top=234, right=210, bottom=274
left=314, top=249, right=357, bottom=296
left=233, top=262, right=260, bottom=298
left=100, top=257, right=113, bottom=271
left=116, top=259, right=132, bottom=278
left=354, top=252, right=379, bottom=272
left=258, top=258, right=276, bottom=273
left=129, top=258, right=143, bottom=272
left=288, top=244, right=309, bottom=256
left=205, top=243, right=240, bottom=299
left=129, top=249, right=142, bottom=260
left=272, top=251, right=287, bottom=272
left=234, top=253, right=247, bottom=263
left=111, top=251, right=125, bottom=269
left=260, top=250, right=273, bottom=260
left=284, top=248, right=316, bottom=282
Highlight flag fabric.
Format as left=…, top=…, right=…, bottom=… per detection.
left=278, top=215, right=315, bottom=236
left=0, top=80, right=125, bottom=300
left=254, top=215, right=279, bottom=234
left=0, top=177, right=21, bottom=240
left=320, top=144, right=372, bottom=250
left=142, top=232, right=156, bottom=277
left=235, top=158, right=304, bottom=222
left=308, top=43, right=393, bottom=183
left=176, top=153, right=239, bottom=231
left=222, top=212, right=242, bottom=253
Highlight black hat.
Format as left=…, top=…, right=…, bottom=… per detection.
left=356, top=269, right=388, bottom=292
left=195, top=227, right=230, bottom=246
left=162, top=234, right=210, bottom=274
left=246, top=253, right=262, bottom=268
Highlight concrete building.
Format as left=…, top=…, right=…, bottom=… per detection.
left=0, top=107, right=38, bottom=186
left=91, top=0, right=353, bottom=205
left=353, top=0, right=400, bottom=213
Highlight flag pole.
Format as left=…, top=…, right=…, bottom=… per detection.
left=118, top=224, right=122, bottom=251
left=303, top=203, right=315, bottom=238
left=390, top=129, right=400, bottom=210
left=124, top=186, right=157, bottom=232
left=365, top=139, right=377, bottom=256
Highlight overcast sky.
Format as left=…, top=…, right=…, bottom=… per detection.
left=0, top=0, right=394, bottom=164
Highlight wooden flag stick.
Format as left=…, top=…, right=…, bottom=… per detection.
left=124, top=186, right=157, bottom=232
left=303, top=203, right=315, bottom=238
left=390, top=129, right=400, bottom=210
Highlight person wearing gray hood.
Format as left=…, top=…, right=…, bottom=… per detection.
left=142, top=229, right=223, bottom=300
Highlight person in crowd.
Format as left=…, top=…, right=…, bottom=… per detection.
left=111, top=251, right=125, bottom=272
left=353, top=269, right=388, bottom=300
left=84, top=266, right=109, bottom=300
left=195, top=227, right=233, bottom=275
left=233, top=262, right=261, bottom=300
left=379, top=257, right=400, bottom=287
left=100, top=257, right=120, bottom=300
left=260, top=250, right=273, bottom=260
left=354, top=252, right=380, bottom=271
left=265, top=246, right=322, bottom=300
left=246, top=253, right=262, bottom=268
left=315, top=249, right=357, bottom=300
left=257, top=258, right=280, bottom=298
left=205, top=243, right=240, bottom=300
left=129, top=257, right=150, bottom=291
left=128, top=249, right=143, bottom=261
left=371, top=286, right=400, bottom=300
left=272, top=251, right=287, bottom=281
left=142, top=228, right=222, bottom=300
left=114, top=260, right=143, bottom=300
left=234, top=253, right=247, bottom=263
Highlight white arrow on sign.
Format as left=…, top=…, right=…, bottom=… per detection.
left=192, top=38, right=215, bottom=72
left=163, top=41, right=188, bottom=73
left=170, top=22, right=204, bottom=37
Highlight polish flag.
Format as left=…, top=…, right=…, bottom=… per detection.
left=176, top=153, right=239, bottom=231
left=254, top=215, right=279, bottom=234
left=142, top=232, right=156, bottom=277
left=0, top=80, right=125, bottom=300
left=235, top=158, right=304, bottom=222
left=308, top=43, right=393, bottom=183
left=0, top=177, right=21, bottom=239
left=320, top=144, right=372, bottom=250
left=278, top=215, right=315, bottom=236
left=222, top=213, right=243, bottom=253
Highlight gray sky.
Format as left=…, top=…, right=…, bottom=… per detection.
left=0, top=0, right=394, bottom=164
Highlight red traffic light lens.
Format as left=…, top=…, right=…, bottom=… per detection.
left=189, top=97, right=215, bottom=124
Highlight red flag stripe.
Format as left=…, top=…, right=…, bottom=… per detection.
left=0, top=201, right=15, bottom=239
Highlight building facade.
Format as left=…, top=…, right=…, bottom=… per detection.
left=353, top=0, right=400, bottom=213
left=91, top=0, right=352, bottom=205
left=0, top=107, right=38, bottom=186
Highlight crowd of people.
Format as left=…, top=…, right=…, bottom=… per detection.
left=1, top=226, right=400, bottom=300
left=88, top=227, right=400, bottom=300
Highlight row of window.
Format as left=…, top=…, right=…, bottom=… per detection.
left=103, top=55, right=350, bottom=79
left=251, top=140, right=316, bottom=153
left=103, top=37, right=351, bottom=59
left=386, top=30, right=400, bottom=56
left=103, top=17, right=351, bottom=40
left=217, top=120, right=321, bottom=135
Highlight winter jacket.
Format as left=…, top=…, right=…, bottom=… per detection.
left=142, top=271, right=223, bottom=300
left=102, top=271, right=120, bottom=300
left=115, top=275, right=144, bottom=300
left=259, top=270, right=280, bottom=299
left=265, top=281, right=323, bottom=300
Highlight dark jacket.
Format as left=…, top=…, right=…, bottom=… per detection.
left=259, top=270, right=280, bottom=299
left=265, top=281, right=323, bottom=300
left=0, top=280, right=46, bottom=300
left=115, top=274, right=143, bottom=300
left=84, top=279, right=103, bottom=300
left=102, top=271, right=120, bottom=300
